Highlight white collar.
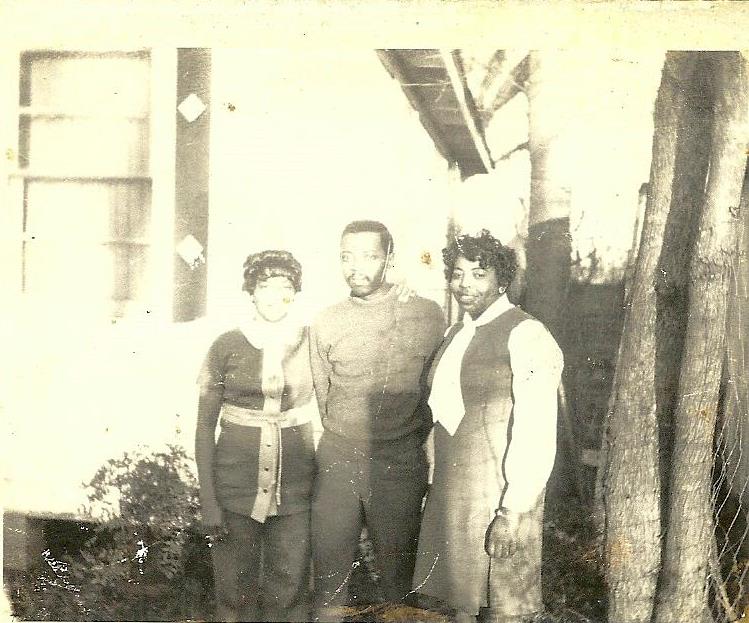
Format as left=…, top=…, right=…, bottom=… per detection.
left=430, top=293, right=515, bottom=437
left=464, top=293, right=514, bottom=328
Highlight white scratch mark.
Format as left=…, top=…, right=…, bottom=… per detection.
left=407, top=553, right=439, bottom=597
left=322, top=560, right=360, bottom=606
left=133, top=539, right=148, bottom=574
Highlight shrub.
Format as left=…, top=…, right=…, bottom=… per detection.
left=11, top=445, right=212, bottom=621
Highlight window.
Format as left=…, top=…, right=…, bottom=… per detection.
left=13, top=51, right=160, bottom=320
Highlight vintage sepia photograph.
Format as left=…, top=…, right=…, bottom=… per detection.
left=1, top=3, right=748, bottom=623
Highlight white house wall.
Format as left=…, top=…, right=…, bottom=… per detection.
left=2, top=49, right=454, bottom=519
left=206, top=48, right=452, bottom=328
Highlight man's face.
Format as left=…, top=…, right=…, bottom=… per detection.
left=340, top=231, right=390, bottom=299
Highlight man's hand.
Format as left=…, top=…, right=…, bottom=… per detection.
left=393, top=281, right=417, bottom=302
left=484, top=509, right=533, bottom=558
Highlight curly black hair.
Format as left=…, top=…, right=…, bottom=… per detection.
left=242, top=250, right=302, bottom=294
left=442, top=229, right=517, bottom=289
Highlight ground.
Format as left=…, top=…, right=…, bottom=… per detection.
left=6, top=488, right=606, bottom=623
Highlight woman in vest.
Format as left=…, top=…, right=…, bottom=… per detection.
left=412, top=230, right=563, bottom=623
left=195, top=250, right=320, bottom=622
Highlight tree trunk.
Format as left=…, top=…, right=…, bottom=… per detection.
left=593, top=184, right=648, bottom=542
left=595, top=52, right=711, bottom=540
left=654, top=52, right=748, bottom=623
left=524, top=51, right=577, bottom=501
left=653, top=54, right=713, bottom=526
left=524, top=51, right=572, bottom=342
left=711, top=158, right=749, bottom=623
left=603, top=52, right=700, bottom=623
left=721, top=166, right=749, bottom=509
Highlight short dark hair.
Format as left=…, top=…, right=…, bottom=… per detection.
left=442, top=229, right=517, bottom=289
left=341, top=220, right=394, bottom=255
left=242, top=250, right=302, bottom=294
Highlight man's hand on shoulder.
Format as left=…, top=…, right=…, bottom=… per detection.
left=393, top=281, right=418, bottom=302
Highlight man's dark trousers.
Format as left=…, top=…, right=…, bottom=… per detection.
left=311, top=432, right=429, bottom=618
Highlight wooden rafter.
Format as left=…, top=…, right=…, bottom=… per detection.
left=479, top=51, right=530, bottom=124
left=375, top=49, right=455, bottom=165
left=440, top=49, right=494, bottom=173
left=377, top=49, right=492, bottom=178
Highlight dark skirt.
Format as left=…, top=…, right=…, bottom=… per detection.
left=412, top=417, right=544, bottom=616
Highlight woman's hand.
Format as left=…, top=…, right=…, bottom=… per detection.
left=484, top=509, right=533, bottom=558
left=201, top=506, right=227, bottom=546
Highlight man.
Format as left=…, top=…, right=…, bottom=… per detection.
left=310, top=220, right=445, bottom=621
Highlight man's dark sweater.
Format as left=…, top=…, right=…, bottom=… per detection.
left=309, top=285, right=445, bottom=448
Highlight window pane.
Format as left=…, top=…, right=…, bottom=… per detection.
left=24, top=241, right=113, bottom=301
left=21, top=116, right=149, bottom=176
left=110, top=183, right=151, bottom=240
left=25, top=180, right=151, bottom=242
left=20, top=53, right=150, bottom=115
left=24, top=242, right=150, bottom=312
left=17, top=50, right=156, bottom=322
left=111, top=243, right=149, bottom=301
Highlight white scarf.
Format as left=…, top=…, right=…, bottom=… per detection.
left=238, top=305, right=304, bottom=414
left=429, top=294, right=514, bottom=435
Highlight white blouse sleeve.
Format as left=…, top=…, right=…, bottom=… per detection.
left=500, top=318, right=564, bottom=513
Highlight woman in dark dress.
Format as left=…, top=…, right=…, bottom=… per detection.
left=412, top=230, right=563, bottom=623
left=195, top=250, right=320, bottom=622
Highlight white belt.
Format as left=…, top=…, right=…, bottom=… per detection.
left=219, top=401, right=313, bottom=522
left=219, top=402, right=313, bottom=428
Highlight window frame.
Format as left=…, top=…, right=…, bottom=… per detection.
left=2, top=47, right=177, bottom=323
